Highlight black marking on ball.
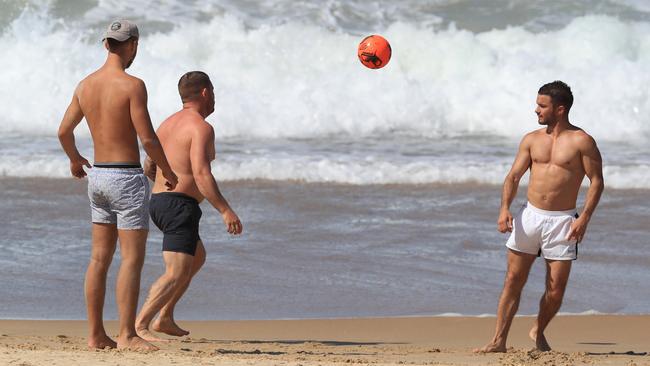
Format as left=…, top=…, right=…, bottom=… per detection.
left=361, top=51, right=383, bottom=67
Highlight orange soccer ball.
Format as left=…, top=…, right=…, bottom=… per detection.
left=357, top=35, right=392, bottom=69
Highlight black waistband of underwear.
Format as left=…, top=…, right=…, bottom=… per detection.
left=152, top=192, right=199, bottom=204
left=93, top=163, right=142, bottom=169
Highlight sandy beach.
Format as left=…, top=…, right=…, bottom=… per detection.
left=1, top=315, right=648, bottom=365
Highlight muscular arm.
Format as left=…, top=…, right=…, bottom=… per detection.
left=130, top=79, right=177, bottom=188
left=191, top=125, right=233, bottom=213
left=579, top=136, right=604, bottom=219
left=498, top=134, right=532, bottom=232
left=57, top=88, right=91, bottom=178
left=567, top=135, right=604, bottom=242
left=191, top=125, right=242, bottom=234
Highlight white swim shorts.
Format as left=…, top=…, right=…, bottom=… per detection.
left=505, top=202, right=579, bottom=261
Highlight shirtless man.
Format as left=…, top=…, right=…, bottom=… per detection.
left=475, top=81, right=604, bottom=353
left=58, top=20, right=177, bottom=350
left=135, top=71, right=242, bottom=341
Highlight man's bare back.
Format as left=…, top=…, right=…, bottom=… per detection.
left=59, top=32, right=176, bottom=184
left=150, top=109, right=213, bottom=201
left=76, top=69, right=146, bottom=164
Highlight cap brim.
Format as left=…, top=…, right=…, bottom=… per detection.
left=103, top=33, right=131, bottom=42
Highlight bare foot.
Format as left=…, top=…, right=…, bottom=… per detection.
left=117, top=335, right=159, bottom=351
left=529, top=326, right=538, bottom=342
left=473, top=342, right=507, bottom=353
left=88, top=334, right=117, bottom=349
left=152, top=317, right=190, bottom=337
left=529, top=327, right=551, bottom=351
left=136, top=327, right=169, bottom=343
left=535, top=333, right=552, bottom=352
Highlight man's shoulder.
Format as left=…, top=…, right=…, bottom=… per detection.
left=182, top=110, right=212, bottom=127
left=76, top=71, right=100, bottom=91
left=167, top=111, right=213, bottom=134
left=192, top=116, right=214, bottom=134
left=521, top=128, right=545, bottom=144
left=526, top=128, right=544, bottom=137
left=88, top=70, right=145, bottom=92
left=75, top=71, right=107, bottom=99
left=191, top=117, right=214, bottom=142
left=123, top=74, right=146, bottom=90
left=569, top=127, right=597, bottom=149
left=107, top=71, right=145, bottom=91
left=568, top=125, right=591, bottom=137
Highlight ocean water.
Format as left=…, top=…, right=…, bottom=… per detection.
left=0, top=0, right=649, bottom=320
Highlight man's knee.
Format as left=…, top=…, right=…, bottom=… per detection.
left=120, top=253, right=145, bottom=269
left=545, top=284, right=567, bottom=304
left=504, top=270, right=528, bottom=290
left=165, top=263, right=193, bottom=284
left=89, top=252, right=113, bottom=271
left=169, top=273, right=191, bottom=289
left=545, top=261, right=571, bottom=303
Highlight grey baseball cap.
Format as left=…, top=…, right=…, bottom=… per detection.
left=103, top=19, right=139, bottom=42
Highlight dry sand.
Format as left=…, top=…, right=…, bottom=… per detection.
left=1, top=315, right=648, bottom=365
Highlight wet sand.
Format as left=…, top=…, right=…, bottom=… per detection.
left=1, top=315, right=648, bottom=365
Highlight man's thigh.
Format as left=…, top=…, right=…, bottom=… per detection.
left=117, top=229, right=149, bottom=260
left=544, top=259, right=572, bottom=292
left=90, top=223, right=118, bottom=261
left=162, top=250, right=195, bottom=278
left=506, top=248, right=537, bottom=283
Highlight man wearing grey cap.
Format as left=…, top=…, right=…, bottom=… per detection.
left=58, top=19, right=176, bottom=351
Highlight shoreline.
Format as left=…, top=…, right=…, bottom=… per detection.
left=3, top=310, right=650, bottom=321
left=1, top=315, right=648, bottom=365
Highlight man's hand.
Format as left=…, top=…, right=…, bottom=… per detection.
left=144, top=157, right=157, bottom=181
left=497, top=208, right=513, bottom=233
left=222, top=209, right=242, bottom=235
left=162, top=169, right=178, bottom=190
left=566, top=215, right=589, bottom=244
left=70, top=156, right=91, bottom=179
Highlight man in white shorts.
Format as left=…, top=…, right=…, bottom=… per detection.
left=475, top=81, right=604, bottom=353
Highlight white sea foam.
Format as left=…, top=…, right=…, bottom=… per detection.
left=556, top=309, right=608, bottom=316
left=1, top=6, right=650, bottom=142
left=2, top=149, right=650, bottom=190
left=0, top=3, right=648, bottom=188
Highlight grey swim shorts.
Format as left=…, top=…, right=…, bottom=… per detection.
left=87, top=166, right=150, bottom=230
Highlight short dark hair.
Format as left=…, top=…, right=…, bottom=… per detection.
left=178, top=71, right=212, bottom=103
left=106, top=37, right=136, bottom=52
left=538, top=80, right=573, bottom=111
